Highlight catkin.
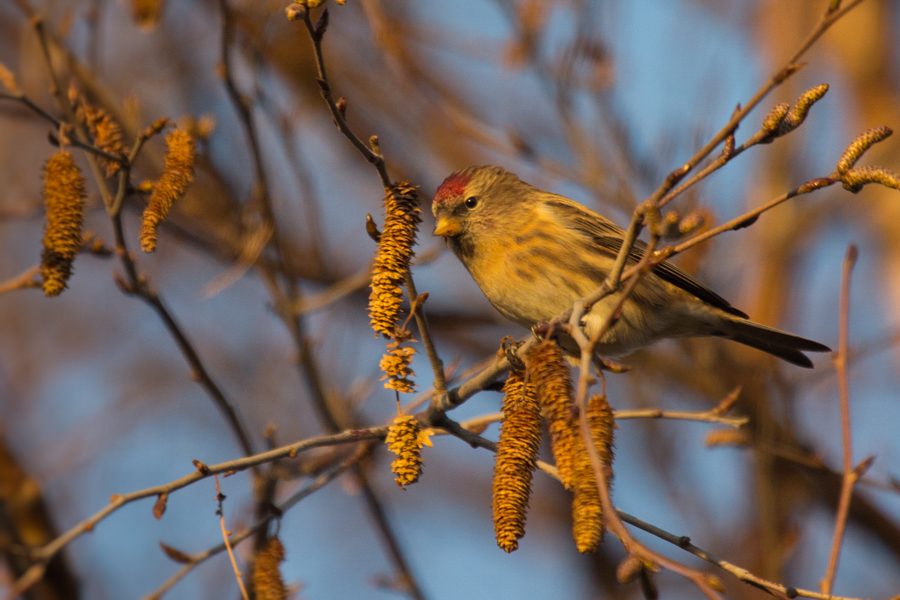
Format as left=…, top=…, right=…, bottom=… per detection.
left=77, top=103, right=125, bottom=177
left=368, top=182, right=421, bottom=337
left=571, top=394, right=616, bottom=553
left=40, top=151, right=86, bottom=297
left=379, top=340, right=416, bottom=393
left=836, top=126, right=892, bottom=174
left=528, top=340, right=578, bottom=489
left=253, top=536, right=287, bottom=600
left=385, top=414, right=426, bottom=488
left=140, top=128, right=196, bottom=252
left=492, top=372, right=541, bottom=552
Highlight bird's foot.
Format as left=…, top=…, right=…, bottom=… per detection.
left=499, top=336, right=527, bottom=372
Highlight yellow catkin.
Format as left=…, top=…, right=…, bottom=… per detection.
left=140, top=128, right=196, bottom=252
left=385, top=414, right=428, bottom=489
left=571, top=394, right=616, bottom=553
left=130, top=0, right=165, bottom=29
left=527, top=340, right=578, bottom=489
left=77, top=103, right=125, bottom=177
left=379, top=340, right=416, bottom=393
left=492, top=372, right=541, bottom=553
left=40, top=151, right=86, bottom=297
left=253, top=536, right=287, bottom=600
left=836, top=126, right=892, bottom=174
left=368, top=182, right=421, bottom=337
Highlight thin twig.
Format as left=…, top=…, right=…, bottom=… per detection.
left=447, top=403, right=747, bottom=438
left=670, top=176, right=837, bottom=255
left=613, top=408, right=747, bottom=428
left=214, top=475, right=249, bottom=600
left=405, top=272, right=447, bottom=395
left=616, top=511, right=867, bottom=600
left=0, top=264, right=40, bottom=294
left=820, top=245, right=861, bottom=595
left=300, top=9, right=390, bottom=187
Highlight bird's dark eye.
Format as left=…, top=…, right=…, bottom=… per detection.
left=464, top=196, right=478, bottom=209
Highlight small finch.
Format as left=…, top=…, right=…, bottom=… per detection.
left=432, top=166, right=830, bottom=368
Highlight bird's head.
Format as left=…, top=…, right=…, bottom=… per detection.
left=431, top=166, right=524, bottom=244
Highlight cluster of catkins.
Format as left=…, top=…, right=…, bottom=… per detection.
left=493, top=340, right=616, bottom=553
left=37, top=99, right=195, bottom=297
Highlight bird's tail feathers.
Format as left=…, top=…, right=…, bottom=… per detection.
left=720, top=318, right=831, bottom=369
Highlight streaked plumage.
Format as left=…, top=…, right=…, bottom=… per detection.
left=432, top=166, right=830, bottom=367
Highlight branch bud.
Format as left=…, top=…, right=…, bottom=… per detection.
left=677, top=210, right=707, bottom=236
left=285, top=3, right=307, bottom=21
left=314, top=7, right=330, bottom=38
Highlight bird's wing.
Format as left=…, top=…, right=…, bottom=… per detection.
left=542, top=197, right=748, bottom=318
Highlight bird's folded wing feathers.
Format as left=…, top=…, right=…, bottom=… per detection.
left=543, top=197, right=749, bottom=318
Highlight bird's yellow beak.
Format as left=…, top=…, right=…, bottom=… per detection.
left=432, top=216, right=462, bottom=237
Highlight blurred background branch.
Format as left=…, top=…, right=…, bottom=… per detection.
left=1, top=0, right=899, bottom=598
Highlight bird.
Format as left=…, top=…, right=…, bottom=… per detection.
left=431, top=165, right=830, bottom=368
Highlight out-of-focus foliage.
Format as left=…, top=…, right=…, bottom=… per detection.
left=1, top=0, right=900, bottom=598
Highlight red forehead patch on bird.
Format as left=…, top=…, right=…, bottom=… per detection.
left=434, top=171, right=471, bottom=205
